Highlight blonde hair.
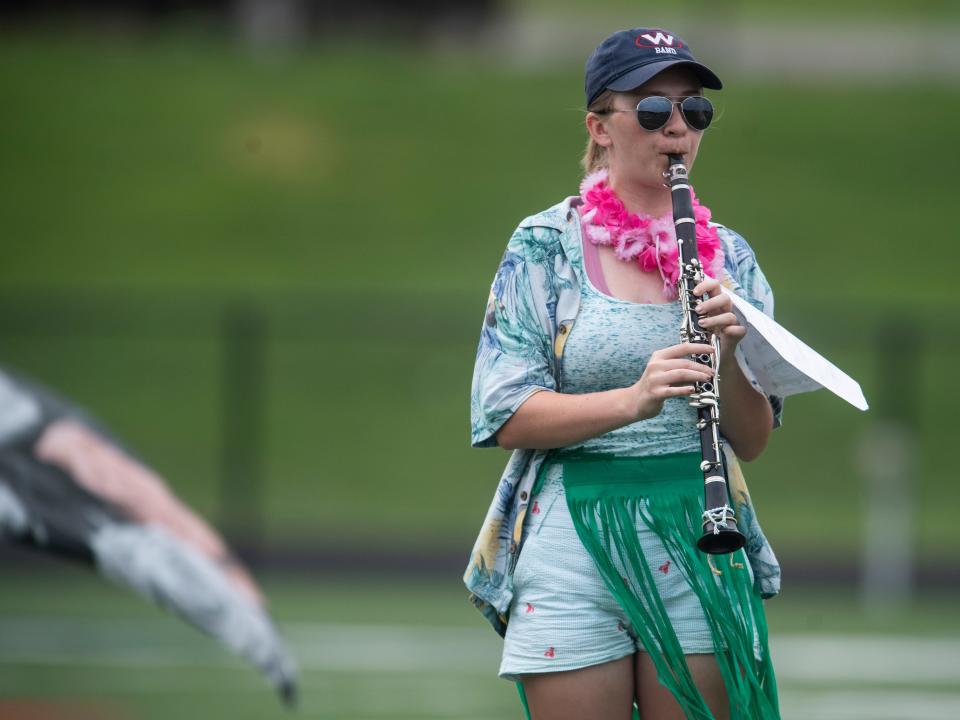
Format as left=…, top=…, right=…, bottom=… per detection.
left=581, top=90, right=617, bottom=174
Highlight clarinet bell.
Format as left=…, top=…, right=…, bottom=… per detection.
left=697, top=523, right=746, bottom=555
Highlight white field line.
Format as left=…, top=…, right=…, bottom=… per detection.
left=778, top=690, right=960, bottom=720
left=770, top=634, right=960, bottom=684
left=1, top=619, right=960, bottom=685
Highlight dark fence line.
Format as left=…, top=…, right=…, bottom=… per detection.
left=4, top=539, right=960, bottom=591
left=0, top=291, right=944, bottom=589
left=0, top=290, right=485, bottom=552
left=0, top=290, right=948, bottom=347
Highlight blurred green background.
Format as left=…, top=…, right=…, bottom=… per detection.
left=1, top=1, right=958, bottom=718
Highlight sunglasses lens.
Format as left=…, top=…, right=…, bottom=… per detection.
left=680, top=96, right=714, bottom=131
left=636, top=96, right=673, bottom=131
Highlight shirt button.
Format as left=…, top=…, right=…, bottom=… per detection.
left=509, top=542, right=517, bottom=553
left=558, top=325, right=568, bottom=335
left=520, top=491, right=528, bottom=501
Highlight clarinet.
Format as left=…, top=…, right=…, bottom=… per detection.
left=665, top=154, right=746, bottom=555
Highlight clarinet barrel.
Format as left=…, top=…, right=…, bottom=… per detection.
left=666, top=153, right=746, bottom=555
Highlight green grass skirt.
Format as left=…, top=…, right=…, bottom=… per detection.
left=519, top=452, right=780, bottom=720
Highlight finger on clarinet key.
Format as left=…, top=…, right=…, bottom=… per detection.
left=695, top=296, right=728, bottom=315
left=693, top=278, right=719, bottom=296
left=700, top=312, right=736, bottom=328
left=668, top=342, right=715, bottom=358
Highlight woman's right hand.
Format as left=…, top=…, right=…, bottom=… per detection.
left=496, top=342, right=718, bottom=451
left=629, top=343, right=716, bottom=421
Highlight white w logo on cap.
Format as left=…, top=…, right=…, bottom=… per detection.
left=640, top=32, right=675, bottom=46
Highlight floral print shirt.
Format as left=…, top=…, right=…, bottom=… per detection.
left=465, top=196, right=783, bottom=637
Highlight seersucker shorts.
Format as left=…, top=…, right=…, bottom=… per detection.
left=499, top=465, right=717, bottom=680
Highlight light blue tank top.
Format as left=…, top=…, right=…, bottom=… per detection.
left=557, top=273, right=701, bottom=458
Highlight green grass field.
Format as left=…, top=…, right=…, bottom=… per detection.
left=1, top=32, right=955, bottom=564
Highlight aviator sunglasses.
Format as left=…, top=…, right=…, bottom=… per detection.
left=598, top=95, right=714, bottom=132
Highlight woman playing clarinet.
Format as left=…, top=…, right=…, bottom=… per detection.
left=465, top=27, right=784, bottom=720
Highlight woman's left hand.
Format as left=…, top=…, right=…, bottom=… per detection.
left=693, top=277, right=746, bottom=363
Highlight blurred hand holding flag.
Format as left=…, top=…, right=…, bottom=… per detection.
left=0, top=368, right=298, bottom=705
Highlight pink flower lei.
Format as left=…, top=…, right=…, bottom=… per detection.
left=578, top=168, right=724, bottom=299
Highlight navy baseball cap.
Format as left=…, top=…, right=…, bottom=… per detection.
left=585, top=28, right=722, bottom=107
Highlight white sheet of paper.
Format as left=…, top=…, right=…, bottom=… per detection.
left=720, top=288, right=868, bottom=411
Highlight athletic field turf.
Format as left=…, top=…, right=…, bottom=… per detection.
left=1, top=571, right=958, bottom=719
